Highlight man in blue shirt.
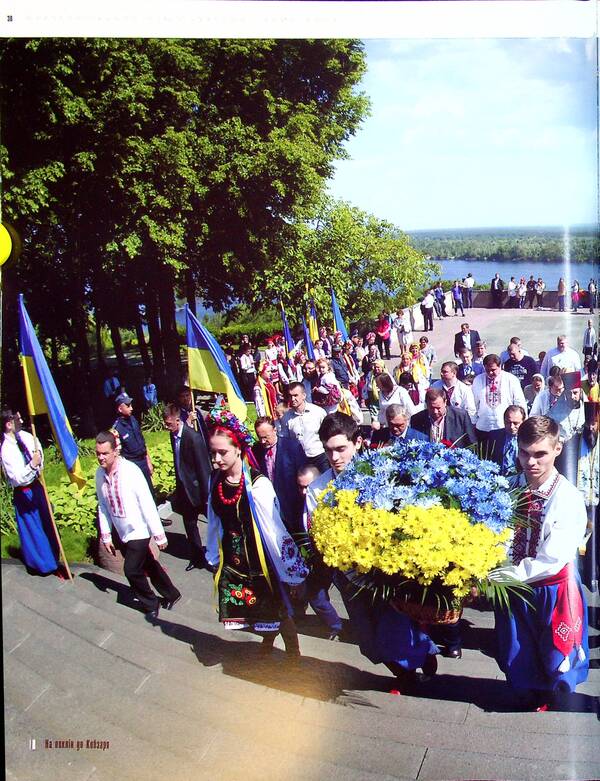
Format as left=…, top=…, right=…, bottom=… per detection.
left=112, top=393, right=158, bottom=500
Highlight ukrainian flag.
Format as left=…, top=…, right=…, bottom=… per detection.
left=185, top=306, right=247, bottom=422
left=308, top=298, right=319, bottom=343
left=301, top=316, right=315, bottom=360
left=330, top=287, right=349, bottom=342
left=18, top=295, right=86, bottom=488
left=279, top=300, right=295, bottom=356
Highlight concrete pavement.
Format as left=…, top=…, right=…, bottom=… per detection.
left=4, top=498, right=599, bottom=781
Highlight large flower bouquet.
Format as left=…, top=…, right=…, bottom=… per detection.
left=311, top=440, right=526, bottom=622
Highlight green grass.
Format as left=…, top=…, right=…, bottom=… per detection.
left=1, top=525, right=95, bottom=565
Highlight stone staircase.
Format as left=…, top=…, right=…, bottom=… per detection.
left=4, top=513, right=600, bottom=781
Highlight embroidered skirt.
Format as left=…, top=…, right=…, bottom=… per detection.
left=217, top=564, right=283, bottom=632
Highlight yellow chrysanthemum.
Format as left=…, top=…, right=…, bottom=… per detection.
left=311, top=489, right=511, bottom=599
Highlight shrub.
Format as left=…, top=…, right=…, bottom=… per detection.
left=149, top=440, right=176, bottom=500
left=141, top=404, right=165, bottom=433
left=0, top=475, right=17, bottom=535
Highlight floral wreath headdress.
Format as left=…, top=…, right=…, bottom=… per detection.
left=206, top=405, right=254, bottom=451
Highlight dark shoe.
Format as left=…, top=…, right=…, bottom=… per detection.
left=163, top=594, right=182, bottom=611
left=161, top=518, right=173, bottom=527
left=145, top=606, right=160, bottom=622
left=442, top=647, right=462, bottom=659
left=421, top=653, right=438, bottom=677
left=185, top=560, right=206, bottom=572
left=328, top=632, right=341, bottom=642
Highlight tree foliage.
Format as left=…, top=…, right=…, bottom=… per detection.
left=251, top=198, right=439, bottom=324
left=1, top=38, right=369, bottom=425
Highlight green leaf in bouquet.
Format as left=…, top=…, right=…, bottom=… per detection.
left=477, top=571, right=534, bottom=615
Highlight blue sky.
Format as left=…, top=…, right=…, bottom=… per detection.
left=328, top=38, right=598, bottom=232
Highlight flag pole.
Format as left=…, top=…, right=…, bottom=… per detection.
left=28, top=418, right=74, bottom=581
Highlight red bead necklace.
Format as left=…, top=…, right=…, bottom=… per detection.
left=217, top=472, right=245, bottom=505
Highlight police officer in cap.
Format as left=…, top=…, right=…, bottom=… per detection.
left=113, top=392, right=172, bottom=527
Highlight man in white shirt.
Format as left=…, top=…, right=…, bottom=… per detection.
left=96, top=430, right=181, bottom=620
left=431, top=362, right=476, bottom=422
left=280, top=382, right=329, bottom=472
left=421, top=290, right=435, bottom=332
left=540, top=336, right=582, bottom=378
left=582, top=319, right=597, bottom=359
left=492, top=415, right=588, bottom=709
left=471, top=354, right=527, bottom=440
left=464, top=273, right=475, bottom=308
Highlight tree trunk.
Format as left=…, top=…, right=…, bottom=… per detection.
left=185, top=267, right=197, bottom=316
left=71, top=306, right=97, bottom=436
left=145, top=286, right=166, bottom=393
left=134, top=307, right=152, bottom=377
left=158, top=268, right=182, bottom=394
left=108, top=319, right=128, bottom=379
left=95, top=313, right=106, bottom=373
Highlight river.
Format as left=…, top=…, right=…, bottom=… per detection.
left=436, top=259, right=597, bottom=289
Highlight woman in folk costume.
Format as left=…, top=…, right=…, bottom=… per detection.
left=408, top=342, right=431, bottom=403
left=392, top=309, right=413, bottom=351
left=205, top=407, right=308, bottom=658
left=392, top=351, right=413, bottom=385
left=362, top=359, right=387, bottom=421
left=253, top=361, right=279, bottom=419
left=312, top=357, right=343, bottom=415
left=342, top=340, right=361, bottom=398
left=493, top=416, right=589, bottom=710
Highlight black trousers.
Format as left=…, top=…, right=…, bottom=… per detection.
left=423, top=308, right=434, bottom=331
left=123, top=537, right=180, bottom=612
left=177, top=489, right=206, bottom=565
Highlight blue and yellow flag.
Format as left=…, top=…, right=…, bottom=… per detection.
left=330, top=287, right=349, bottom=342
left=279, top=300, right=295, bottom=356
left=185, top=306, right=247, bottom=422
left=308, top=298, right=319, bottom=343
left=301, top=315, right=315, bottom=361
left=18, top=294, right=86, bottom=488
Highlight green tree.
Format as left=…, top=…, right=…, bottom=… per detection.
left=250, top=198, right=439, bottom=325
left=1, top=39, right=368, bottom=425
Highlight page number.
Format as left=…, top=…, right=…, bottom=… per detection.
left=7, top=15, right=13, bottom=21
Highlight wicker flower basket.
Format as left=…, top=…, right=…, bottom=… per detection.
left=391, top=597, right=463, bottom=625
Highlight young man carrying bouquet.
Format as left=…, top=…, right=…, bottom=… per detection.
left=305, top=413, right=439, bottom=690
left=492, top=415, right=589, bottom=711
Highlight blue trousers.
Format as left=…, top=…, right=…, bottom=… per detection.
left=494, top=574, right=589, bottom=693
left=333, top=572, right=438, bottom=670
left=13, top=481, right=59, bottom=574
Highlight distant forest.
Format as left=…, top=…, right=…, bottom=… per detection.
left=408, top=226, right=599, bottom=263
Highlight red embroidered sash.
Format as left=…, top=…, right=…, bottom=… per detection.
left=533, top=563, right=584, bottom=660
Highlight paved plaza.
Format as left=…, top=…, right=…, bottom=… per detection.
left=4, top=304, right=600, bottom=781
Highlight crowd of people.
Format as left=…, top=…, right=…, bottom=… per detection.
left=2, top=288, right=598, bottom=713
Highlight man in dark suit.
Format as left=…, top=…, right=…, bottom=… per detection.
left=252, top=416, right=307, bottom=533
left=162, top=403, right=212, bottom=571
left=453, top=322, right=482, bottom=359
left=370, top=403, right=429, bottom=447
left=485, top=404, right=526, bottom=476
left=490, top=273, right=504, bottom=308
left=412, top=387, right=477, bottom=446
